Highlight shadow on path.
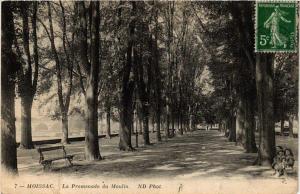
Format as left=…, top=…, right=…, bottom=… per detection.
left=19, top=130, right=297, bottom=180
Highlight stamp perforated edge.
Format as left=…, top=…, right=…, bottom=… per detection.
left=254, top=0, right=298, bottom=53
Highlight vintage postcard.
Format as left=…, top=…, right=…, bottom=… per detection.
left=1, top=1, right=299, bottom=194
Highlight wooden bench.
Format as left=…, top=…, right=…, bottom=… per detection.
left=37, top=145, right=74, bottom=171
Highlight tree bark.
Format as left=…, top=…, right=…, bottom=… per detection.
left=236, top=93, right=257, bottom=153
left=171, top=112, right=175, bottom=136
left=20, top=97, right=34, bottom=149
left=106, top=106, right=111, bottom=138
left=228, top=115, right=236, bottom=142
left=165, top=2, right=175, bottom=139
left=118, top=2, right=136, bottom=151
left=61, top=112, right=70, bottom=144
left=189, top=105, right=194, bottom=131
left=85, top=87, right=101, bottom=160
left=255, top=53, right=276, bottom=166
left=139, top=118, right=143, bottom=134
left=119, top=82, right=134, bottom=150
left=132, top=29, right=150, bottom=145
left=76, top=1, right=102, bottom=160
left=165, top=99, right=170, bottom=138
left=156, top=113, right=161, bottom=141
left=244, top=93, right=257, bottom=153
left=135, top=112, right=139, bottom=148
left=288, top=115, right=294, bottom=138
left=142, top=110, right=150, bottom=145
left=1, top=2, right=18, bottom=174
left=19, top=3, right=37, bottom=149
left=84, top=1, right=102, bottom=160
left=152, top=116, right=155, bottom=133
left=280, top=117, right=284, bottom=136
left=179, top=114, right=183, bottom=135
left=236, top=98, right=245, bottom=145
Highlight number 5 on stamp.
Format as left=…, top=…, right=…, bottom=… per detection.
left=255, top=2, right=297, bottom=52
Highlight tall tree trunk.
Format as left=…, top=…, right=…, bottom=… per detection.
left=106, top=106, right=111, bottom=138
left=244, top=93, right=257, bottom=153
left=152, top=116, right=155, bottom=133
left=76, top=1, right=101, bottom=160
left=224, top=120, right=229, bottom=137
left=133, top=39, right=150, bottom=145
left=255, top=53, right=276, bottom=166
left=177, top=114, right=180, bottom=131
left=20, top=97, right=34, bottom=149
left=85, top=87, right=101, bottom=160
left=84, top=1, right=102, bottom=160
left=60, top=1, right=74, bottom=144
left=280, top=117, right=284, bottom=136
left=188, top=105, right=193, bottom=131
left=171, top=112, right=175, bottom=136
left=288, top=115, right=294, bottom=138
left=135, top=113, right=139, bottom=148
left=165, top=2, right=175, bottom=139
left=179, top=85, right=183, bottom=135
left=156, top=113, right=161, bottom=141
left=151, top=0, right=162, bottom=143
left=61, top=112, right=70, bottom=144
left=139, top=118, right=143, bottom=134
left=165, top=99, right=170, bottom=138
left=236, top=98, right=245, bottom=145
left=118, top=2, right=136, bottom=151
left=131, top=109, right=135, bottom=134
left=228, top=115, right=236, bottom=142
left=142, top=110, right=150, bottom=145
left=47, top=2, right=72, bottom=145
left=1, top=2, right=18, bottom=174
left=19, top=2, right=37, bottom=149
left=179, top=114, right=183, bottom=135
left=153, top=39, right=162, bottom=141
left=119, top=82, right=134, bottom=150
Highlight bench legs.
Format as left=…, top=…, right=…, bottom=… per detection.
left=42, top=161, right=52, bottom=171
left=66, top=157, right=73, bottom=167
left=41, top=157, right=74, bottom=171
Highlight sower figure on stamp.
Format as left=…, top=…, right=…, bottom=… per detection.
left=264, top=5, right=291, bottom=49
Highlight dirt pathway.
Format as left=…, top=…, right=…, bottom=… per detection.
left=7, top=130, right=297, bottom=194
left=18, top=130, right=297, bottom=180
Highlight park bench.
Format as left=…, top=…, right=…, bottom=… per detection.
left=37, top=145, right=74, bottom=171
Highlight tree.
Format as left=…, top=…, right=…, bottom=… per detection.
left=132, top=1, right=154, bottom=145
left=118, top=2, right=136, bottom=151
left=274, top=53, right=298, bottom=138
left=76, top=1, right=102, bottom=160
left=18, top=2, right=39, bottom=149
left=1, top=1, right=19, bottom=174
left=255, top=53, right=276, bottom=165
left=230, top=2, right=257, bottom=152
left=153, top=2, right=162, bottom=141
left=39, top=2, right=74, bottom=144
left=163, top=2, right=175, bottom=138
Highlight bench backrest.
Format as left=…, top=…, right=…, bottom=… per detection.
left=37, top=145, right=67, bottom=163
left=38, top=146, right=64, bottom=153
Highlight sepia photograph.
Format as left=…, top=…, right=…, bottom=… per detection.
left=1, top=1, right=299, bottom=194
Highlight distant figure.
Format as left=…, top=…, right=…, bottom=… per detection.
left=178, top=184, right=183, bottom=193
left=264, top=5, right=291, bottom=48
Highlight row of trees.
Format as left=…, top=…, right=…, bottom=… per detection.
left=1, top=1, right=298, bottom=174
left=201, top=2, right=298, bottom=165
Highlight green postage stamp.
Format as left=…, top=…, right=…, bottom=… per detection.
left=255, top=2, right=297, bottom=52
